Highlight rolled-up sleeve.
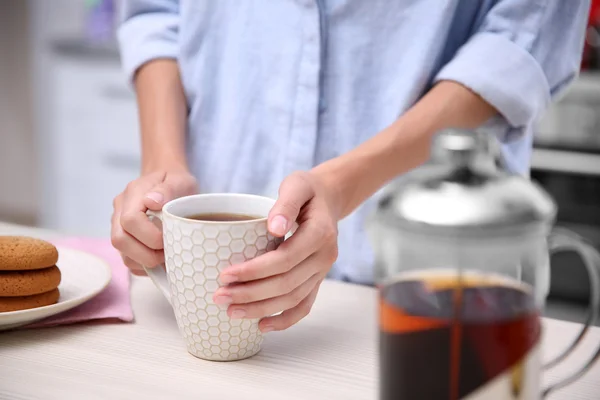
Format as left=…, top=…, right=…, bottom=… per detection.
left=434, top=0, right=591, bottom=142
left=117, top=0, right=180, bottom=82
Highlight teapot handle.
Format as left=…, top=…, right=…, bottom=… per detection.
left=541, top=227, right=600, bottom=398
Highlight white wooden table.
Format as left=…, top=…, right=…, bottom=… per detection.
left=1, top=222, right=600, bottom=400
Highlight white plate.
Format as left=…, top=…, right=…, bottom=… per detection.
left=0, top=247, right=112, bottom=331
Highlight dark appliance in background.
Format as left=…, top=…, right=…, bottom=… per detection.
left=531, top=168, right=600, bottom=304
left=532, top=0, right=600, bottom=312
left=531, top=143, right=600, bottom=323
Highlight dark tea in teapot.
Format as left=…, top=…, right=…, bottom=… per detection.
left=379, top=270, right=541, bottom=400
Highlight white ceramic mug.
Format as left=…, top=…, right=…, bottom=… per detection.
left=144, top=193, right=283, bottom=361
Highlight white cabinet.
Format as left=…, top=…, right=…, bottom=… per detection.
left=39, top=53, right=141, bottom=237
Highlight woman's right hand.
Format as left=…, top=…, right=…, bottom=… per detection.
left=111, top=170, right=198, bottom=275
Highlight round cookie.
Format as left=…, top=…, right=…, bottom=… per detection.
left=0, top=236, right=59, bottom=271
left=0, top=266, right=61, bottom=297
left=0, top=288, right=60, bottom=312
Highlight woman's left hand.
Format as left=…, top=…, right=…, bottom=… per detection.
left=213, top=170, right=340, bottom=333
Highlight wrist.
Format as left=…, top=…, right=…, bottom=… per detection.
left=310, top=158, right=358, bottom=221
left=311, top=120, right=428, bottom=220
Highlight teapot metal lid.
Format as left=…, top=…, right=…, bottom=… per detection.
left=373, top=128, right=557, bottom=237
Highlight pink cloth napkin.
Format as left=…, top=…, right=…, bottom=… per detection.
left=25, top=237, right=134, bottom=328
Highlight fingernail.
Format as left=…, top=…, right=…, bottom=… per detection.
left=271, top=215, right=288, bottom=236
left=213, top=295, right=233, bottom=305
left=146, top=192, right=164, bottom=204
left=261, top=325, right=274, bottom=333
left=230, top=309, right=246, bottom=319
left=220, top=274, right=238, bottom=284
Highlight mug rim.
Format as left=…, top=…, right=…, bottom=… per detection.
left=161, top=193, right=274, bottom=224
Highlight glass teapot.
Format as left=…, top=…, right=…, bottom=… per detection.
left=367, top=128, right=600, bottom=400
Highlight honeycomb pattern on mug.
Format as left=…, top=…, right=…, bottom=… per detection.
left=164, top=217, right=283, bottom=361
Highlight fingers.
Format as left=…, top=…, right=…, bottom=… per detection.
left=123, top=256, right=147, bottom=276
left=113, top=203, right=153, bottom=276
left=142, top=172, right=199, bottom=212
left=116, top=172, right=167, bottom=252
left=111, top=214, right=165, bottom=267
left=268, top=171, right=316, bottom=237
left=220, top=218, right=336, bottom=283
left=112, top=171, right=199, bottom=274
left=111, top=174, right=165, bottom=268
left=215, top=252, right=321, bottom=305
left=226, top=273, right=321, bottom=320
left=258, top=279, right=322, bottom=332
left=120, top=195, right=164, bottom=251
left=124, top=174, right=199, bottom=248
left=142, top=182, right=173, bottom=211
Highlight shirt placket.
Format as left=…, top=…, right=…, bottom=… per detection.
left=284, top=0, right=323, bottom=175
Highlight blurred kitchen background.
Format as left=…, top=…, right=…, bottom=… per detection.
left=1, top=0, right=135, bottom=235
left=1, top=0, right=600, bottom=324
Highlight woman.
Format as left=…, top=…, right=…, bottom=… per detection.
left=112, top=0, right=590, bottom=333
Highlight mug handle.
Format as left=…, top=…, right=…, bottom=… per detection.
left=142, top=210, right=172, bottom=305
left=542, top=227, right=600, bottom=398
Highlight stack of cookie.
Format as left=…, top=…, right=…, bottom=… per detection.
left=0, top=236, right=62, bottom=312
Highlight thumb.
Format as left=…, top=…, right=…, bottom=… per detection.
left=269, top=172, right=315, bottom=237
left=143, top=182, right=175, bottom=211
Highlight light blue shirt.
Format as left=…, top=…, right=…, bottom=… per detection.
left=118, top=0, right=590, bottom=284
